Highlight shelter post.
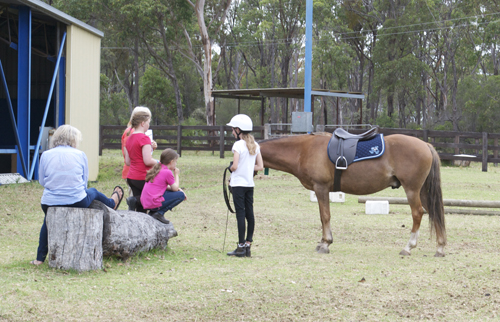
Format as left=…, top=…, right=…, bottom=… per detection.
left=359, top=99, right=363, bottom=124
left=17, top=6, right=32, bottom=178
left=260, top=97, right=265, bottom=126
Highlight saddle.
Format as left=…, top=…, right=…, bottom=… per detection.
left=327, top=127, right=379, bottom=191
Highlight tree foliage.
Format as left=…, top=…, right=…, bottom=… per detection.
left=43, top=0, right=500, bottom=132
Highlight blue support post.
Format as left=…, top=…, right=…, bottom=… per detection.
left=29, top=33, right=67, bottom=180
left=17, top=6, right=31, bottom=178
left=304, top=0, right=313, bottom=113
left=57, top=57, right=66, bottom=126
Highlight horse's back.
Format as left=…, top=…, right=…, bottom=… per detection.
left=384, top=134, right=434, bottom=162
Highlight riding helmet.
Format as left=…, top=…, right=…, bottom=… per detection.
left=227, top=114, right=253, bottom=132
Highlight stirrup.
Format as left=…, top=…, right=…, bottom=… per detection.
left=335, top=156, right=348, bottom=170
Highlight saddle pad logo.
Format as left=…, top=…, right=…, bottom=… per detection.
left=353, top=134, right=385, bottom=162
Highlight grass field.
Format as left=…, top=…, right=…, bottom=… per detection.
left=1, top=149, right=500, bottom=321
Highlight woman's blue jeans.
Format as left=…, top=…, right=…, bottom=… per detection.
left=146, top=190, right=185, bottom=216
left=36, top=188, right=115, bottom=262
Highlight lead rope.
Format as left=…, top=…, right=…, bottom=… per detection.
left=222, top=166, right=235, bottom=253
left=223, top=207, right=229, bottom=253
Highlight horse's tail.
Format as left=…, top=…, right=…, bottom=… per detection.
left=423, top=144, right=446, bottom=246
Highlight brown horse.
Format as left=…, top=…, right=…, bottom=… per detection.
left=259, top=133, right=446, bottom=257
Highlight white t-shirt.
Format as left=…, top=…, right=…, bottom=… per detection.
left=230, top=140, right=260, bottom=187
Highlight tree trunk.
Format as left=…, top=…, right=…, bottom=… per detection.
left=133, top=39, right=140, bottom=108
left=89, top=201, right=178, bottom=259
left=46, top=207, right=104, bottom=272
left=157, top=18, right=184, bottom=123
left=193, top=0, right=215, bottom=125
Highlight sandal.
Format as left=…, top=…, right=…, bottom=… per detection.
left=30, top=260, right=43, bottom=266
left=111, top=186, right=124, bottom=210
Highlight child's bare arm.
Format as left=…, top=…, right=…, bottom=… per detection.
left=168, top=168, right=180, bottom=191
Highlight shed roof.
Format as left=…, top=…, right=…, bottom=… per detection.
left=1, top=0, right=103, bottom=37
left=212, top=88, right=364, bottom=100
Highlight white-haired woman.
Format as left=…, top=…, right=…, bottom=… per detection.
left=30, top=125, right=124, bottom=266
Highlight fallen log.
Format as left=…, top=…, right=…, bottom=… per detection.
left=89, top=201, right=178, bottom=259
left=46, top=207, right=104, bottom=272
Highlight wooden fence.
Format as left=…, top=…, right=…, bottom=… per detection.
left=99, top=125, right=265, bottom=159
left=100, top=125, right=500, bottom=171
left=337, top=127, right=500, bottom=171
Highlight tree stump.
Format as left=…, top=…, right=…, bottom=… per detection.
left=89, top=201, right=178, bottom=259
left=46, top=207, right=104, bottom=272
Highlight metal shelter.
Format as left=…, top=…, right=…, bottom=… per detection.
left=0, top=0, right=103, bottom=181
left=212, top=88, right=365, bottom=126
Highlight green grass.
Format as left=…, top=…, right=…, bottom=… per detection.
left=1, top=150, right=500, bottom=321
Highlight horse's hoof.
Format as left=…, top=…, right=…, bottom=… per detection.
left=399, top=249, right=411, bottom=256
left=316, top=244, right=330, bottom=254
left=434, top=252, right=445, bottom=258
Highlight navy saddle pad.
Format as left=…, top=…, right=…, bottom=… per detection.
left=327, top=133, right=385, bottom=167
left=353, top=134, right=385, bottom=162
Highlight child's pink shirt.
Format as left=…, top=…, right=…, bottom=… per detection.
left=140, top=165, right=175, bottom=209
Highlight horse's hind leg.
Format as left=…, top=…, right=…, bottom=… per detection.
left=314, top=186, right=333, bottom=254
left=400, top=191, right=424, bottom=256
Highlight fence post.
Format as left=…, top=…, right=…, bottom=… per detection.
left=454, top=135, right=459, bottom=155
left=423, top=129, right=428, bottom=142
left=99, top=125, right=103, bottom=156
left=177, top=124, right=182, bottom=157
left=482, top=132, right=488, bottom=172
left=219, top=125, right=225, bottom=159
left=495, top=138, right=498, bottom=167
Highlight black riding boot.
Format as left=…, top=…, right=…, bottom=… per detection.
left=245, top=244, right=251, bottom=257
left=227, top=244, right=246, bottom=257
left=150, top=212, right=170, bottom=224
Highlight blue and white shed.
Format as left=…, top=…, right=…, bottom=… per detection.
left=0, top=0, right=103, bottom=182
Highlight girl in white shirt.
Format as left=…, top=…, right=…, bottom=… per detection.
left=226, top=114, right=264, bottom=257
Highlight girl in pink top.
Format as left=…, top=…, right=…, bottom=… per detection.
left=141, top=148, right=186, bottom=224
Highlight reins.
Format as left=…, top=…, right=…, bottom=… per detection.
left=223, top=167, right=235, bottom=214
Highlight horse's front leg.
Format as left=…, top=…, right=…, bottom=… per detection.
left=314, top=187, right=333, bottom=254
left=400, top=192, right=424, bottom=256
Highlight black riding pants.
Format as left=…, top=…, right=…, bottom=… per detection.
left=127, top=178, right=147, bottom=213
left=231, top=186, right=255, bottom=245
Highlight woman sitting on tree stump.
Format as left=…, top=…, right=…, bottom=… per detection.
left=30, top=125, right=124, bottom=266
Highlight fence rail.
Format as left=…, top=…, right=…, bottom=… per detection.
left=100, top=125, right=500, bottom=171
left=99, top=125, right=265, bottom=159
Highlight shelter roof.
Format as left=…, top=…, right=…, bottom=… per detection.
left=212, top=88, right=364, bottom=100
left=0, top=0, right=103, bottom=37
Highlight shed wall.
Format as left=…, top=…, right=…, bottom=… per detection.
left=65, top=25, right=101, bottom=181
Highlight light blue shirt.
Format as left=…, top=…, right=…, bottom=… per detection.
left=39, top=146, right=88, bottom=205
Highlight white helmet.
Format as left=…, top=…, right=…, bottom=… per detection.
left=226, top=114, right=253, bottom=131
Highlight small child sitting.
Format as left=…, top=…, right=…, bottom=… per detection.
left=141, top=148, right=186, bottom=224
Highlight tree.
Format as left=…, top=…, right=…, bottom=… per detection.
left=183, top=0, right=232, bottom=126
